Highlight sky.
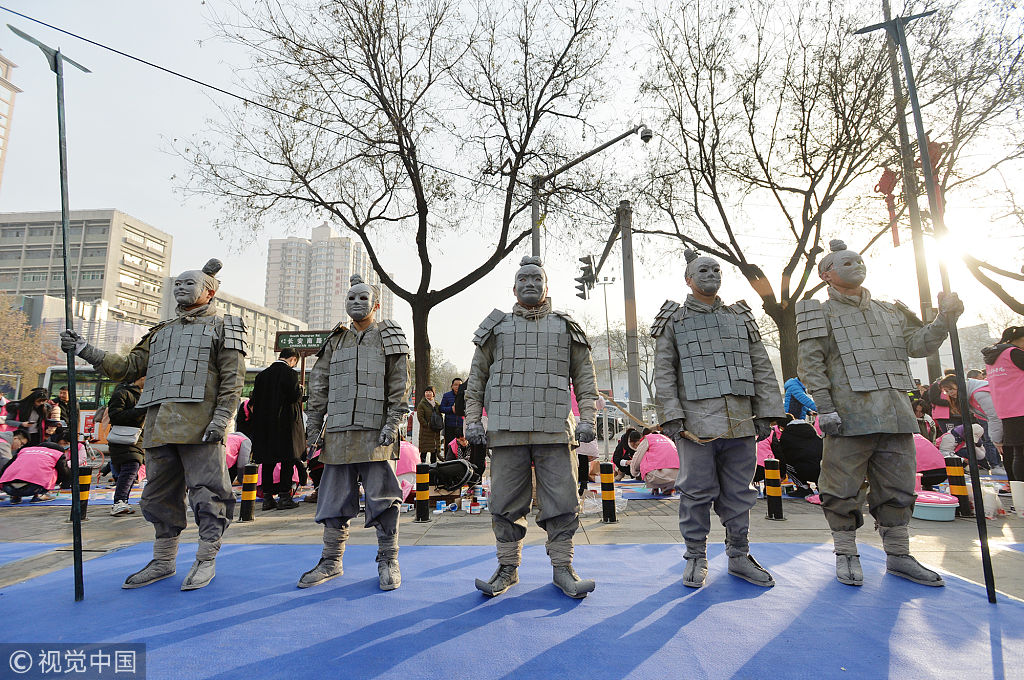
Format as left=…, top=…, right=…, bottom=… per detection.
left=0, top=0, right=1021, bottom=375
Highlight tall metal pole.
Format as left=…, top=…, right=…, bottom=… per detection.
left=600, top=278, right=615, bottom=456
left=881, top=0, right=941, bottom=382
left=531, top=176, right=542, bottom=257
left=11, top=25, right=91, bottom=602
left=618, top=200, right=643, bottom=421
left=858, top=13, right=996, bottom=603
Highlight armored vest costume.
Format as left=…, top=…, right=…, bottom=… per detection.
left=652, top=299, right=759, bottom=401
left=138, top=315, right=247, bottom=408
left=472, top=309, right=586, bottom=435
left=795, top=298, right=914, bottom=393
left=322, top=320, right=408, bottom=433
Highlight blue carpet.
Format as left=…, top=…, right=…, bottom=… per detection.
left=0, top=542, right=65, bottom=567
left=622, top=490, right=678, bottom=499
left=0, top=542, right=1020, bottom=680
left=1004, top=544, right=1024, bottom=553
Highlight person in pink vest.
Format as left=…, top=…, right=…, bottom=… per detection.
left=983, top=326, right=1024, bottom=482
left=1, top=432, right=67, bottom=503
left=912, top=434, right=948, bottom=489
left=224, top=432, right=252, bottom=484
left=938, top=374, right=1002, bottom=471
left=396, top=440, right=419, bottom=502
left=629, top=432, right=680, bottom=495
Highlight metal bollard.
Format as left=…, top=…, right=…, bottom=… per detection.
left=600, top=462, right=618, bottom=524
left=764, top=458, right=785, bottom=521
left=415, top=463, right=431, bottom=523
left=70, top=466, right=92, bottom=522
left=239, top=464, right=259, bottom=522
left=944, top=456, right=973, bottom=517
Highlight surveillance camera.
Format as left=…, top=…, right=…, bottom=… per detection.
left=639, top=126, right=654, bottom=144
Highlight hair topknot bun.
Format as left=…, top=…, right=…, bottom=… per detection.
left=684, top=248, right=699, bottom=264
left=519, top=255, right=543, bottom=267
left=829, top=239, right=848, bottom=252
left=350, top=274, right=365, bottom=286
left=202, top=259, right=223, bottom=276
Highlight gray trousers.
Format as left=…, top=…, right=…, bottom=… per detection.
left=489, top=444, right=580, bottom=565
left=315, top=461, right=401, bottom=538
left=140, top=443, right=235, bottom=543
left=675, top=436, right=756, bottom=558
left=819, top=433, right=916, bottom=532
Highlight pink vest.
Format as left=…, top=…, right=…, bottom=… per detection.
left=913, top=434, right=946, bottom=472
left=640, top=434, right=679, bottom=479
left=931, top=403, right=950, bottom=420
left=256, top=463, right=300, bottom=486
left=225, top=434, right=245, bottom=468
left=986, top=347, right=1024, bottom=419
left=968, top=383, right=990, bottom=422
left=397, top=441, right=419, bottom=477
left=1, top=446, right=64, bottom=489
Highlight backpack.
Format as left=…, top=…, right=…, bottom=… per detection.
left=429, top=405, right=445, bottom=432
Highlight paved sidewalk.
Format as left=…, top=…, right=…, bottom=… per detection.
left=2, top=494, right=1022, bottom=600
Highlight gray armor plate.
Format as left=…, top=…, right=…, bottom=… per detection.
left=795, top=299, right=829, bottom=341
left=222, top=315, right=249, bottom=354
left=671, top=308, right=755, bottom=400
left=651, top=300, right=680, bottom=338
left=138, top=319, right=214, bottom=407
left=326, top=326, right=387, bottom=432
left=379, top=320, right=410, bottom=356
left=830, top=301, right=914, bottom=392
left=485, top=313, right=572, bottom=434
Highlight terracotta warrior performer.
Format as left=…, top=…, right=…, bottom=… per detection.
left=466, top=256, right=599, bottom=598
left=299, top=274, right=410, bottom=591
left=653, top=249, right=784, bottom=589
left=797, top=239, right=963, bottom=587
left=60, top=259, right=247, bottom=591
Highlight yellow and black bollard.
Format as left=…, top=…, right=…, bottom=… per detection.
left=944, top=456, right=972, bottom=517
left=764, top=458, right=785, bottom=521
left=239, top=464, right=259, bottom=522
left=69, top=466, right=92, bottom=522
left=415, top=463, right=431, bottom=523
left=600, top=462, right=618, bottom=524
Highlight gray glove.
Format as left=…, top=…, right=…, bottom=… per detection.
left=575, top=421, right=596, bottom=443
left=661, top=418, right=685, bottom=439
left=754, top=418, right=773, bottom=441
left=60, top=329, right=87, bottom=355
left=466, top=421, right=487, bottom=446
left=818, top=411, right=842, bottom=436
left=202, top=423, right=225, bottom=443
left=377, top=427, right=396, bottom=447
left=936, top=292, right=965, bottom=326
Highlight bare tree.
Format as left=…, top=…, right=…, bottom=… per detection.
left=184, top=0, right=613, bottom=398
left=0, top=294, right=49, bottom=394
left=638, top=0, right=893, bottom=378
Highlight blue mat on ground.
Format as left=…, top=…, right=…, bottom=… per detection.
left=0, top=491, right=141, bottom=507
left=1, top=543, right=1020, bottom=680
left=0, top=542, right=65, bottom=567
left=622, top=489, right=677, bottom=499
left=1003, top=544, right=1024, bottom=553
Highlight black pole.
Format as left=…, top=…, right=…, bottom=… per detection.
left=54, top=50, right=85, bottom=603
left=890, top=17, right=997, bottom=603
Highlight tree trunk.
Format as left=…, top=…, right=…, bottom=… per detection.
left=771, top=304, right=799, bottom=380
left=410, top=298, right=431, bottom=401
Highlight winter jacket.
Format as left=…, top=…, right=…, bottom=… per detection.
left=783, top=378, right=817, bottom=420
left=106, top=382, right=146, bottom=465
left=439, top=390, right=462, bottom=429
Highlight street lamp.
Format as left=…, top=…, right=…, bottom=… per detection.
left=596, top=276, right=616, bottom=456
left=531, top=123, right=654, bottom=257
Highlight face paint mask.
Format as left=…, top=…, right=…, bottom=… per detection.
left=173, top=273, right=206, bottom=306
left=514, top=264, right=547, bottom=307
left=346, top=283, right=376, bottom=321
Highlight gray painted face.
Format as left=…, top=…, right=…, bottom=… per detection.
left=827, top=250, right=867, bottom=287
left=514, top=264, right=547, bottom=306
left=346, top=283, right=377, bottom=321
left=686, top=257, right=722, bottom=296
left=173, top=271, right=207, bottom=306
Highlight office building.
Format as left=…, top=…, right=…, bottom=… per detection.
left=160, top=283, right=307, bottom=368
left=0, top=209, right=173, bottom=326
left=0, top=50, right=20, bottom=193
left=265, top=222, right=395, bottom=329
left=18, top=294, right=150, bottom=367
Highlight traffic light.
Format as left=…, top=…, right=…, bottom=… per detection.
left=575, top=255, right=596, bottom=300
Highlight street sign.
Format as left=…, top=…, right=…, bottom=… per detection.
left=274, top=330, right=333, bottom=352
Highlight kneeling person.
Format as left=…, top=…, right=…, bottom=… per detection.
left=299, top=275, right=410, bottom=591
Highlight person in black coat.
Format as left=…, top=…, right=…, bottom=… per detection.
left=106, top=376, right=147, bottom=515
left=248, top=349, right=306, bottom=510
left=4, top=388, right=53, bottom=446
